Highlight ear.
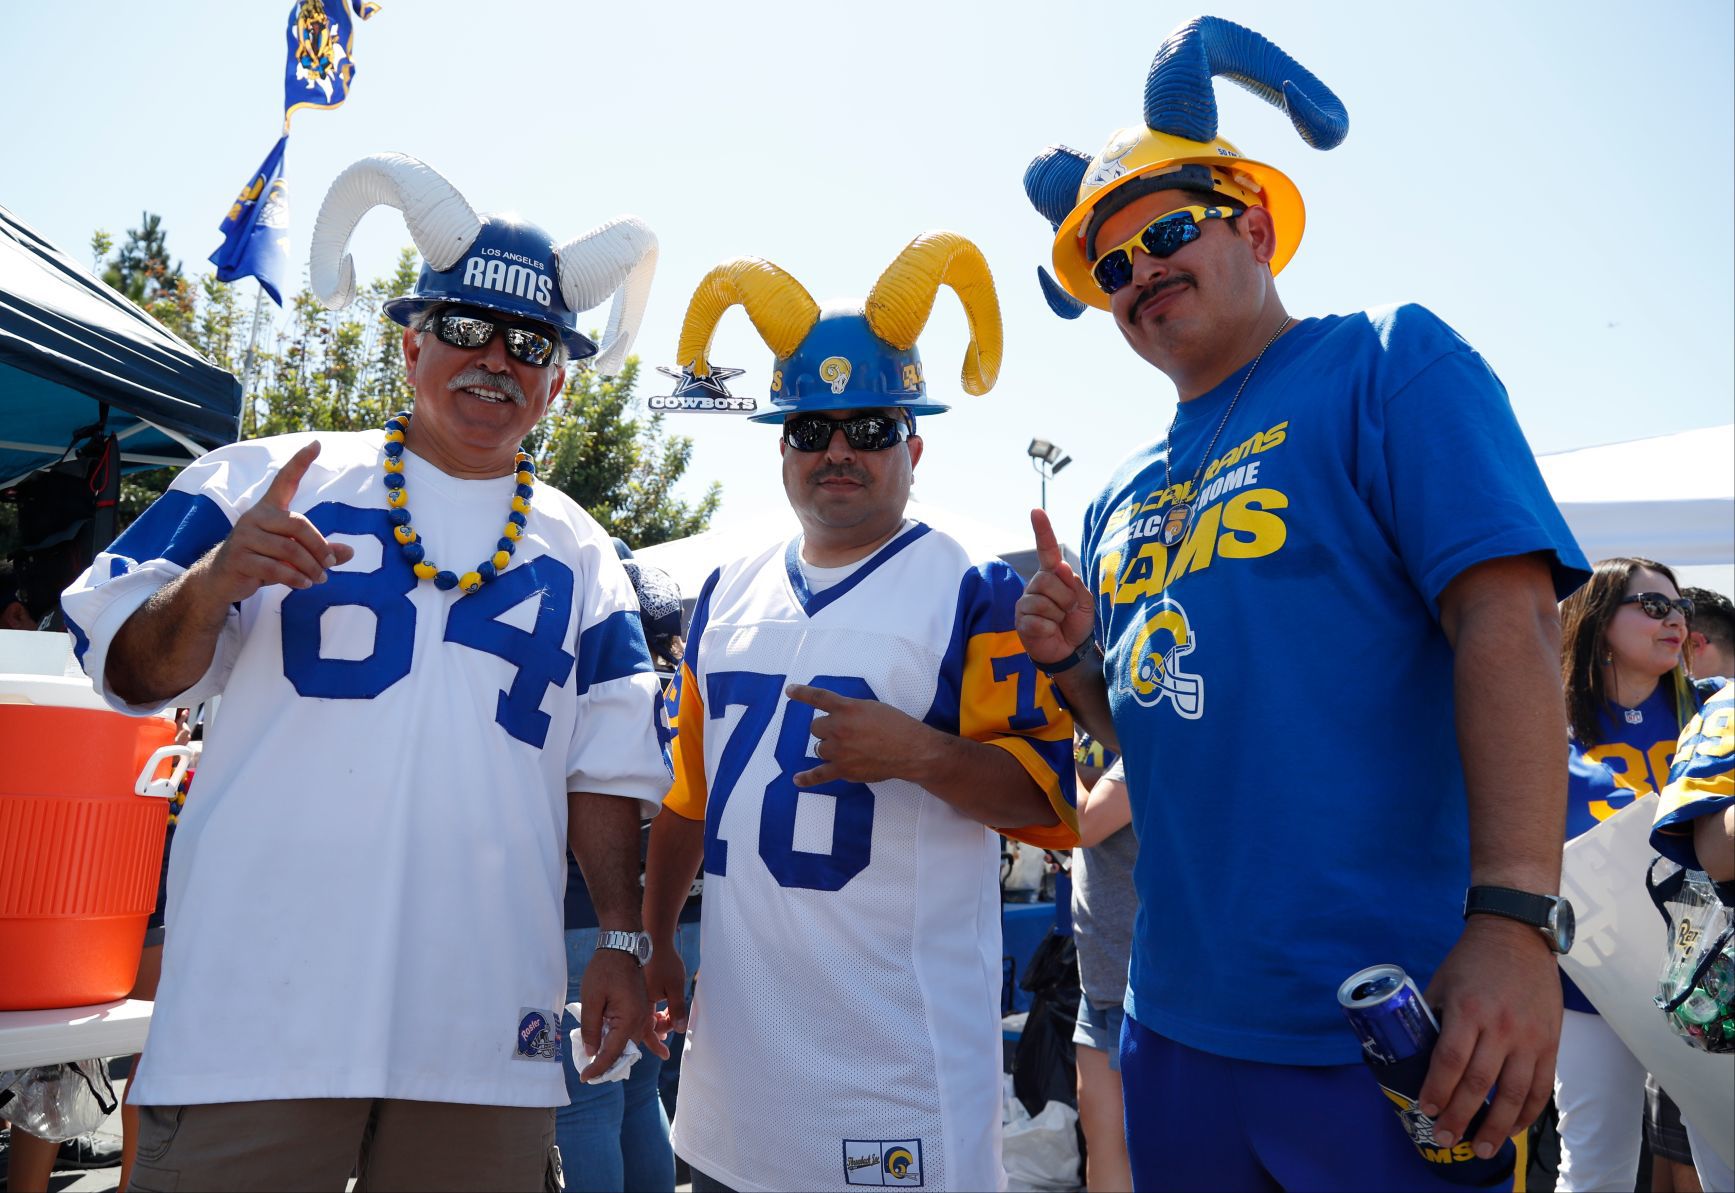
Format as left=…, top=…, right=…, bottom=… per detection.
left=402, top=325, right=422, bottom=380
left=907, top=434, right=923, bottom=471
left=540, top=362, right=565, bottom=409
left=1241, top=205, right=1279, bottom=267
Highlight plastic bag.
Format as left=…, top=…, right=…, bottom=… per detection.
left=1011, top=928, right=1080, bottom=1117
left=1, top=1058, right=118, bottom=1142
left=1003, top=1094, right=1081, bottom=1192
left=1648, top=859, right=1735, bottom=1053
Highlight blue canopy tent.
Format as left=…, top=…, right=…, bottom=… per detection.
left=0, top=203, right=242, bottom=490
left=1, top=203, right=241, bottom=623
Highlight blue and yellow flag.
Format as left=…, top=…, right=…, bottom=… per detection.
left=283, top=0, right=382, bottom=130
left=210, top=135, right=293, bottom=306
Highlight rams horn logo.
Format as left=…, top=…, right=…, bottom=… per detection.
left=1128, top=596, right=1204, bottom=718
left=884, top=1147, right=915, bottom=1179
left=819, top=356, right=852, bottom=394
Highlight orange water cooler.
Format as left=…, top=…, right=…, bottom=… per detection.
left=0, top=655, right=190, bottom=1011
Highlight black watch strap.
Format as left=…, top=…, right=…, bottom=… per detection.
left=1463, top=885, right=1572, bottom=953
left=1038, top=638, right=1101, bottom=678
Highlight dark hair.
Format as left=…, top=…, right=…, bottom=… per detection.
left=1559, top=557, right=1689, bottom=746
left=1684, top=586, right=1735, bottom=649
left=1084, top=182, right=1246, bottom=259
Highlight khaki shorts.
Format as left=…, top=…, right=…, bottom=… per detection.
left=128, top=1097, right=559, bottom=1192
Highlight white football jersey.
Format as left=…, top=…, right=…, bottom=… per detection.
left=61, top=430, right=670, bottom=1107
left=664, top=525, right=1076, bottom=1193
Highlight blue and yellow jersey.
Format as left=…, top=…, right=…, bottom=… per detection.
left=1652, top=679, right=1735, bottom=870
left=661, top=523, right=1075, bottom=1193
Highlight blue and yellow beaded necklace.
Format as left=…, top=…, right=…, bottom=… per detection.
left=380, top=409, right=535, bottom=594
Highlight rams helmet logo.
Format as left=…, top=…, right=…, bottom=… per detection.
left=819, top=356, right=852, bottom=394
left=1128, top=596, right=1204, bottom=718
left=884, top=1147, right=915, bottom=1179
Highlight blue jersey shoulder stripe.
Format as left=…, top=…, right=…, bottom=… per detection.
left=923, top=560, right=1022, bottom=732
left=574, top=608, right=654, bottom=695
left=686, top=567, right=722, bottom=653
left=108, top=489, right=232, bottom=570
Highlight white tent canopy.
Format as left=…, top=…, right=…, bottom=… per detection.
left=1538, top=424, right=1734, bottom=596
left=631, top=499, right=1069, bottom=617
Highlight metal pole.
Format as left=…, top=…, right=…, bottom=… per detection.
left=238, top=283, right=269, bottom=439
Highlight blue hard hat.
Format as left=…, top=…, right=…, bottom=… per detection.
left=380, top=214, right=597, bottom=359
left=746, top=304, right=946, bottom=424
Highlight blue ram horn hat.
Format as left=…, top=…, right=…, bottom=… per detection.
left=1024, top=15, right=1347, bottom=318
left=309, top=153, right=659, bottom=375
left=652, top=232, right=1004, bottom=423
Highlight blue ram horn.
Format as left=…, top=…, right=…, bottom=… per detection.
left=1144, top=15, right=1348, bottom=150
left=1037, top=269, right=1087, bottom=319
left=1024, top=147, right=1092, bottom=317
left=1024, top=146, right=1093, bottom=231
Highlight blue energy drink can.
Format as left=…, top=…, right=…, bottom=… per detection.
left=1339, top=964, right=1515, bottom=1187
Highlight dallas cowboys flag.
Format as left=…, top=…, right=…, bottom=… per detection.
left=210, top=135, right=292, bottom=306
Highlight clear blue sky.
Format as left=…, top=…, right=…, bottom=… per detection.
left=6, top=0, right=1732, bottom=550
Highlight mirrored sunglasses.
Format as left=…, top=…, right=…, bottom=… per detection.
left=782, top=413, right=912, bottom=453
left=1091, top=204, right=1240, bottom=296
left=433, top=310, right=558, bottom=367
left=1621, top=592, right=1694, bottom=620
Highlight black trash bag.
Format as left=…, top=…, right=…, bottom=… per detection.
left=1011, top=927, right=1081, bottom=1117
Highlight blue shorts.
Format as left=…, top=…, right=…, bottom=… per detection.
left=1073, top=995, right=1125, bottom=1072
left=1119, top=1014, right=1513, bottom=1193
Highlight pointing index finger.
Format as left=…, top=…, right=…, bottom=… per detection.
left=786, top=683, right=850, bottom=711
left=1030, top=508, right=1063, bottom=573
left=265, top=440, right=322, bottom=512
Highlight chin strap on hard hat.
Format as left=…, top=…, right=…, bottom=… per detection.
left=309, top=153, right=484, bottom=311
left=1145, top=15, right=1348, bottom=149
left=863, top=231, right=1004, bottom=396
left=555, top=217, right=660, bottom=377
left=675, top=258, right=821, bottom=379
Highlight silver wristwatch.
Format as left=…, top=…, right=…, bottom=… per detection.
left=594, top=930, right=653, bottom=966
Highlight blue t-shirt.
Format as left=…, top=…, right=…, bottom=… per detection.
left=1080, top=304, right=1588, bottom=1065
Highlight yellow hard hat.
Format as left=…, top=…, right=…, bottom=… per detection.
left=1024, top=16, right=1347, bottom=316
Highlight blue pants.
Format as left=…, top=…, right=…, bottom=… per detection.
left=1119, top=1014, right=1514, bottom=1193
left=555, top=923, right=698, bottom=1193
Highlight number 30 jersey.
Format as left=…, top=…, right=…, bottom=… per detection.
left=60, top=431, right=670, bottom=1108
left=664, top=524, right=1077, bottom=1193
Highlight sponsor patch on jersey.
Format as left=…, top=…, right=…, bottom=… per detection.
left=513, top=1007, right=560, bottom=1061
left=842, top=1138, right=924, bottom=1186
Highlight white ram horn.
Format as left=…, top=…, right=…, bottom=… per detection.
left=309, top=153, right=483, bottom=310
left=555, top=217, right=659, bottom=376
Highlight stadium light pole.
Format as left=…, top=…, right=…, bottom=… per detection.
left=1027, top=438, right=1072, bottom=510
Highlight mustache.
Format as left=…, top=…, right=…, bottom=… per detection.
left=1130, top=273, right=1194, bottom=321
left=448, top=367, right=527, bottom=407
left=810, top=464, right=870, bottom=486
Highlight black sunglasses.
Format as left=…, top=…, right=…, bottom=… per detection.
left=432, top=309, right=558, bottom=368
left=1621, top=592, right=1694, bottom=620
left=782, top=413, right=912, bottom=453
left=1091, top=204, right=1239, bottom=296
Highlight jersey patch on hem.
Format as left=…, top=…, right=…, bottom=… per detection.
left=842, top=1137, right=924, bottom=1186
left=513, top=1007, right=560, bottom=1061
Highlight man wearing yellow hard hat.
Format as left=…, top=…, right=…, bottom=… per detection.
left=642, top=234, right=1078, bottom=1192
left=1014, top=16, right=1590, bottom=1191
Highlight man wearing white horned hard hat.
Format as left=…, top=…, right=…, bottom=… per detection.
left=642, top=234, right=1079, bottom=1193
left=60, top=152, right=667, bottom=1191
left=1015, top=16, right=1590, bottom=1192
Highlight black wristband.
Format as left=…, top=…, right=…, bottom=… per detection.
left=1039, top=638, right=1101, bottom=677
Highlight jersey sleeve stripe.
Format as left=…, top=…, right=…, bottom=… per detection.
left=104, top=489, right=234, bottom=570
left=988, top=735, right=1082, bottom=848
left=574, top=609, right=655, bottom=694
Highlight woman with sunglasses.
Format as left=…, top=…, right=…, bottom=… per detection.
left=1555, top=558, right=1706, bottom=1192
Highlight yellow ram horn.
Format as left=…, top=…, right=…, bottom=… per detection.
left=864, top=231, right=1003, bottom=396
left=675, top=258, right=820, bottom=378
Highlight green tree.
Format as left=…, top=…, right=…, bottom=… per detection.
left=537, top=357, right=721, bottom=547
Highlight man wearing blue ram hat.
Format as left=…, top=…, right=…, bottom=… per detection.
left=59, top=153, right=667, bottom=1191
left=1013, top=16, right=1590, bottom=1191
left=642, top=234, right=1080, bottom=1192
